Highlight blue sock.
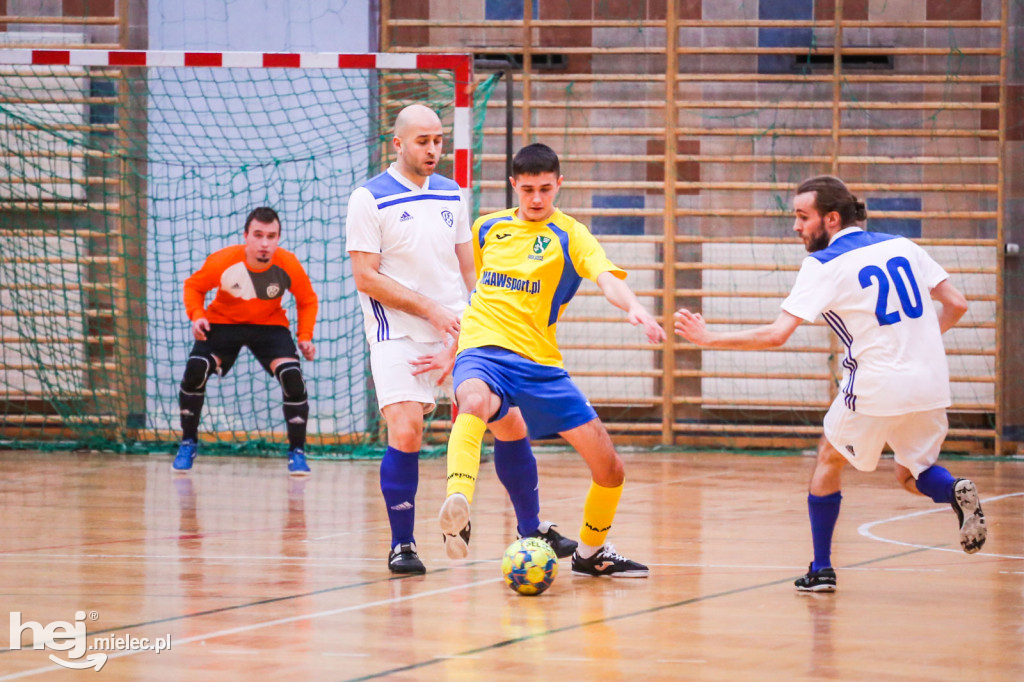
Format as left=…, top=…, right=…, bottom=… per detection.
left=808, top=491, right=842, bottom=571
left=380, top=446, right=419, bottom=548
left=493, top=437, right=541, bottom=537
left=915, top=465, right=955, bottom=504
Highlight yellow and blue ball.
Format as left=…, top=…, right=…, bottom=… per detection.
left=501, top=537, right=558, bottom=596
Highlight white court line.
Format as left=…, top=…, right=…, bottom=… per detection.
left=305, top=522, right=392, bottom=542
left=0, top=553, right=399, bottom=564
left=857, top=491, right=1024, bottom=560
left=304, top=466, right=733, bottom=541
left=540, top=471, right=733, bottom=507
left=0, top=554, right=973, bottom=573
left=0, top=576, right=501, bottom=681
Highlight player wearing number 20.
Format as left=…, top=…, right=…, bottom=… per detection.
left=674, top=176, right=987, bottom=593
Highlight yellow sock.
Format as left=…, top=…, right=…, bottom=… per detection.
left=446, top=413, right=486, bottom=502
left=579, top=480, right=623, bottom=548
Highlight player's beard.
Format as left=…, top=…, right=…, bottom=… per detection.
left=805, top=226, right=830, bottom=253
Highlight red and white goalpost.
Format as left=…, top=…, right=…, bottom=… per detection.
left=0, top=49, right=475, bottom=187
left=0, top=49, right=476, bottom=447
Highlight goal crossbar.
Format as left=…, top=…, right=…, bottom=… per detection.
left=0, top=49, right=475, bottom=187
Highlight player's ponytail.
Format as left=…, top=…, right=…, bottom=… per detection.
left=852, top=198, right=867, bottom=222
left=796, top=175, right=867, bottom=227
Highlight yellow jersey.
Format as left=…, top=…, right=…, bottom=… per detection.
left=458, top=208, right=625, bottom=367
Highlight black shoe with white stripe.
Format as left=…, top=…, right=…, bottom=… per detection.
left=794, top=563, right=837, bottom=592
left=388, top=543, right=426, bottom=574
left=571, top=544, right=648, bottom=578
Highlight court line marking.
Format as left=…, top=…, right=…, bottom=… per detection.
left=0, top=564, right=486, bottom=656
left=858, top=491, right=1024, bottom=560
left=0, top=553, right=984, bottom=573
left=0, top=576, right=501, bottom=680
left=346, top=546, right=937, bottom=681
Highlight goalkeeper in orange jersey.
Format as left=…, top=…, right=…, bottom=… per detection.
left=438, top=143, right=665, bottom=577
left=174, top=207, right=319, bottom=476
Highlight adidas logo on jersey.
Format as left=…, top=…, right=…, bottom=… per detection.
left=400, top=211, right=413, bottom=222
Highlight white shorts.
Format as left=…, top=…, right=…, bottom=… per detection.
left=369, top=338, right=454, bottom=413
left=823, top=397, right=948, bottom=477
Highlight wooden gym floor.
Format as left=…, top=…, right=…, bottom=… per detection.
left=0, top=448, right=1022, bottom=680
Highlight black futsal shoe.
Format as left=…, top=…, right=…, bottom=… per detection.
left=522, top=521, right=578, bottom=559
left=388, top=543, right=426, bottom=574
left=795, top=563, right=837, bottom=592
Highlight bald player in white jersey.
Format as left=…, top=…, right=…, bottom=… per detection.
left=674, top=175, right=987, bottom=593
left=346, top=105, right=575, bottom=574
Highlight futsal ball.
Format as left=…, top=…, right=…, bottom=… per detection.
left=501, top=537, right=558, bottom=596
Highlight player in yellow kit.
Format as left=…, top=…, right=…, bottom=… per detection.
left=438, top=143, right=665, bottom=577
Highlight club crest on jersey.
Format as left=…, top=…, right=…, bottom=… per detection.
left=528, top=235, right=552, bottom=260
left=441, top=209, right=454, bottom=228
left=266, top=284, right=281, bottom=298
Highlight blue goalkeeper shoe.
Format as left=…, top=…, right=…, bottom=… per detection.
left=173, top=439, right=197, bottom=472
left=287, top=448, right=311, bottom=477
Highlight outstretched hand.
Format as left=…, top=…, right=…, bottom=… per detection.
left=673, top=308, right=711, bottom=346
left=410, top=342, right=457, bottom=385
left=628, top=305, right=666, bottom=344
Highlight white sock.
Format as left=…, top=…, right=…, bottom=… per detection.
left=577, top=542, right=601, bottom=559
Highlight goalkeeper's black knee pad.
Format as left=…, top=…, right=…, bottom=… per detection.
left=274, top=361, right=307, bottom=404
left=181, top=354, right=215, bottom=394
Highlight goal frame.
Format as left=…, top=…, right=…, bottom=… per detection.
left=0, top=48, right=475, bottom=187
left=0, top=49, right=474, bottom=444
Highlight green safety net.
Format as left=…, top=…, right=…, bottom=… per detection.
left=0, top=62, right=499, bottom=457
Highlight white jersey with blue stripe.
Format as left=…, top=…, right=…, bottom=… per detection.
left=345, top=164, right=472, bottom=345
left=781, top=227, right=951, bottom=416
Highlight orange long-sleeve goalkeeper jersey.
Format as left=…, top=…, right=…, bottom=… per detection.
left=183, top=245, right=318, bottom=341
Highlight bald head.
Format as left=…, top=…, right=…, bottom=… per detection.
left=393, top=104, right=442, bottom=139
left=392, top=104, right=444, bottom=183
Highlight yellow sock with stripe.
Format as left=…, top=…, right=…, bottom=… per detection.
left=578, top=480, right=623, bottom=552
left=446, top=413, right=487, bottom=503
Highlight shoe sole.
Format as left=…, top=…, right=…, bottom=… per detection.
left=571, top=568, right=649, bottom=578
left=439, top=494, right=470, bottom=559
left=288, top=470, right=311, bottom=477
left=172, top=458, right=195, bottom=473
left=954, top=479, right=986, bottom=554
left=796, top=584, right=837, bottom=593
left=389, top=565, right=426, bottom=575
